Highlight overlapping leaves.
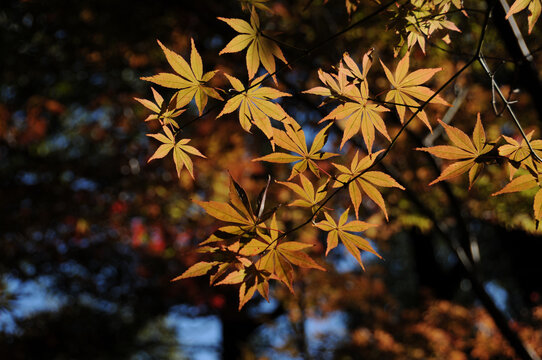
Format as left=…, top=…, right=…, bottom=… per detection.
left=277, top=173, right=328, bottom=210
left=499, top=130, right=542, bottom=180
left=135, top=87, right=184, bottom=128
left=506, top=0, right=541, bottom=34
left=305, top=51, right=391, bottom=152
left=321, top=80, right=390, bottom=152
left=388, top=0, right=462, bottom=55
left=173, top=177, right=324, bottom=309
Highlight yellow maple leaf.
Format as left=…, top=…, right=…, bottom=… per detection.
left=218, top=8, right=287, bottom=81
left=217, top=74, right=290, bottom=147
left=321, top=81, right=390, bottom=152
left=332, top=150, right=404, bottom=219
left=499, top=131, right=542, bottom=180
left=253, top=118, right=337, bottom=179
left=147, top=125, right=206, bottom=179
left=141, top=39, right=222, bottom=115
left=380, top=52, right=449, bottom=130
left=416, top=115, right=495, bottom=188
left=314, top=208, right=380, bottom=269
left=134, top=87, right=185, bottom=128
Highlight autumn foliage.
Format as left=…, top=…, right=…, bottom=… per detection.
left=132, top=0, right=542, bottom=318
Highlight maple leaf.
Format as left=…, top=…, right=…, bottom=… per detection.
left=256, top=214, right=325, bottom=291
left=235, top=267, right=271, bottom=310
left=499, top=131, right=542, bottom=179
left=416, top=115, right=495, bottom=188
left=492, top=171, right=542, bottom=221
left=321, top=81, right=390, bottom=152
left=211, top=262, right=271, bottom=310
left=276, top=173, right=328, bottom=209
left=341, top=50, right=373, bottom=82
left=217, top=74, right=290, bottom=147
left=314, top=208, right=380, bottom=270
left=506, top=0, right=541, bottom=34
left=304, top=51, right=373, bottom=103
left=218, top=8, right=287, bottom=81
left=147, top=125, right=206, bottom=179
left=380, top=53, right=449, bottom=130
left=253, top=118, right=338, bottom=179
left=141, top=39, right=222, bottom=115
left=171, top=261, right=220, bottom=281
left=135, top=87, right=184, bottom=128
left=195, top=176, right=276, bottom=243
left=332, top=150, right=405, bottom=219
left=304, top=65, right=351, bottom=100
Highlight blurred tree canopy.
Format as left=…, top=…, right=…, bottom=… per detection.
left=1, top=0, right=542, bottom=359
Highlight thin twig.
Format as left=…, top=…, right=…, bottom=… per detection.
left=478, top=54, right=542, bottom=162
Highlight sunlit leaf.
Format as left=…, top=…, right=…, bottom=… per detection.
left=381, top=53, right=449, bottom=130
left=332, top=150, right=404, bottom=219
left=506, top=0, right=541, bottom=34
left=141, top=39, right=222, bottom=115
left=416, top=115, right=495, bottom=188
left=277, top=173, right=328, bottom=209
left=253, top=118, right=337, bottom=179
left=219, top=8, right=287, bottom=81
left=314, top=208, right=379, bottom=269
left=147, top=125, right=205, bottom=179
left=171, top=261, right=219, bottom=281
left=218, top=74, right=290, bottom=147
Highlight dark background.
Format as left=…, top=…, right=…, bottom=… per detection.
left=1, top=0, right=542, bottom=359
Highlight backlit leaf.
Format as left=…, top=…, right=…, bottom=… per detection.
left=332, top=150, right=404, bottom=219
left=417, top=115, right=495, bottom=188
left=218, top=74, right=290, bottom=147
left=314, top=208, right=379, bottom=269
left=380, top=53, right=449, bottom=130
left=253, top=118, right=337, bottom=179
left=506, top=0, right=541, bottom=34
left=141, top=39, right=222, bottom=115
left=219, top=8, right=287, bottom=81
left=171, top=261, right=219, bottom=281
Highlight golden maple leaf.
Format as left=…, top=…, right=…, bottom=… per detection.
left=141, top=39, right=222, bottom=115
left=314, top=208, right=380, bottom=269
left=147, top=125, right=206, bottom=179
left=217, top=74, right=290, bottom=147
left=218, top=8, right=287, bottom=81
left=253, top=118, right=337, bottom=179
left=380, top=53, right=449, bottom=130
left=416, top=115, right=495, bottom=188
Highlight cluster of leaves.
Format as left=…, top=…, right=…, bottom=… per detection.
left=135, top=0, right=542, bottom=309
left=418, top=114, right=542, bottom=223
left=387, top=0, right=464, bottom=55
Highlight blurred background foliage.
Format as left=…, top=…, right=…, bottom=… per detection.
left=1, top=0, right=542, bottom=359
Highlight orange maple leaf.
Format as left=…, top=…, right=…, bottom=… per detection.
left=416, top=115, right=495, bottom=188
